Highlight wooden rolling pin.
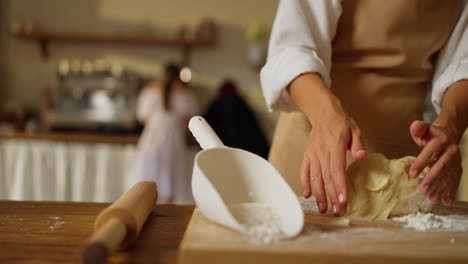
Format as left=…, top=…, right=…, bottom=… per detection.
left=82, top=181, right=158, bottom=264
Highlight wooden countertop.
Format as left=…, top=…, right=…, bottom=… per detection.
left=180, top=203, right=468, bottom=264
left=0, top=131, right=140, bottom=144
left=0, top=201, right=194, bottom=263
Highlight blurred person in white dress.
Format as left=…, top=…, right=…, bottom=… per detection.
left=131, top=63, right=199, bottom=204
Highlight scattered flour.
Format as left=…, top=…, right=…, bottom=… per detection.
left=229, top=198, right=468, bottom=246
left=299, top=196, right=319, bottom=213
left=48, top=216, right=65, bottom=230
left=393, top=213, right=468, bottom=231
left=228, top=203, right=285, bottom=244
left=301, top=195, right=468, bottom=233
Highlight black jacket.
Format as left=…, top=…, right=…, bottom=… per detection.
left=203, top=89, right=269, bottom=159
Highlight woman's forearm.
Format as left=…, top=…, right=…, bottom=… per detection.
left=288, top=73, right=344, bottom=125
left=433, top=80, right=468, bottom=143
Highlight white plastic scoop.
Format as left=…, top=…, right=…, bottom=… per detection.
left=188, top=116, right=304, bottom=239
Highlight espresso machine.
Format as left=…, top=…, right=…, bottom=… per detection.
left=45, top=59, right=142, bottom=133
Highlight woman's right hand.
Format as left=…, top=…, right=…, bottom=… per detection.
left=289, top=73, right=367, bottom=216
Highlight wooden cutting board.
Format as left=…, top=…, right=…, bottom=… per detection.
left=178, top=202, right=468, bottom=264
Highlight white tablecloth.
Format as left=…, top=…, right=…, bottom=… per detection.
left=0, top=139, right=136, bottom=202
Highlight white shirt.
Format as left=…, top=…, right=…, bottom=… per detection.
left=260, top=0, right=468, bottom=114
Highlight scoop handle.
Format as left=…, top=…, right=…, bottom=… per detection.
left=188, top=116, right=224, bottom=149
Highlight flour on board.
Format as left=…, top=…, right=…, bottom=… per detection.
left=393, top=212, right=468, bottom=231
left=301, top=195, right=468, bottom=232
left=228, top=203, right=285, bottom=244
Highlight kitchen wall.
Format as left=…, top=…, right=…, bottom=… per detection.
left=0, top=0, right=279, bottom=139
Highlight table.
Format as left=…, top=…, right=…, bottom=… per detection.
left=180, top=202, right=468, bottom=264
left=0, top=201, right=194, bottom=263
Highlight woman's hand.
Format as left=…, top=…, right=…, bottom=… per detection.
left=409, top=80, right=468, bottom=205
left=301, top=105, right=367, bottom=216
left=289, top=73, right=367, bottom=216
left=409, top=120, right=462, bottom=205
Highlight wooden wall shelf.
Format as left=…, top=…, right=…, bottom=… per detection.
left=0, top=131, right=139, bottom=144
left=11, top=30, right=216, bottom=64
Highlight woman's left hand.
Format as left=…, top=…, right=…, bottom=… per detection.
left=408, top=120, right=462, bottom=205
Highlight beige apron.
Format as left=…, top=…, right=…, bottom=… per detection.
left=269, top=0, right=464, bottom=194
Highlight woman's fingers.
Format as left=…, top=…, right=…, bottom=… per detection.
left=350, top=125, right=367, bottom=160
left=442, top=189, right=452, bottom=206
left=410, top=134, right=447, bottom=178
left=434, top=177, right=451, bottom=205
left=330, top=141, right=348, bottom=206
left=441, top=179, right=453, bottom=205
left=419, top=145, right=458, bottom=195
left=300, top=153, right=311, bottom=198
left=445, top=168, right=462, bottom=205
left=427, top=175, right=448, bottom=204
left=309, top=154, right=327, bottom=214
left=302, top=133, right=329, bottom=214
left=428, top=191, right=441, bottom=204
left=409, top=121, right=463, bottom=206
left=441, top=156, right=462, bottom=205
left=319, top=151, right=341, bottom=216
left=303, top=114, right=364, bottom=217
left=419, top=157, right=447, bottom=196
left=410, top=120, right=431, bottom=147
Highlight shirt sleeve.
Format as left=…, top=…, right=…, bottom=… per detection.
left=431, top=2, right=468, bottom=113
left=260, top=0, right=343, bottom=112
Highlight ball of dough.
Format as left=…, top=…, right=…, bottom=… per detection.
left=344, top=153, right=431, bottom=220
